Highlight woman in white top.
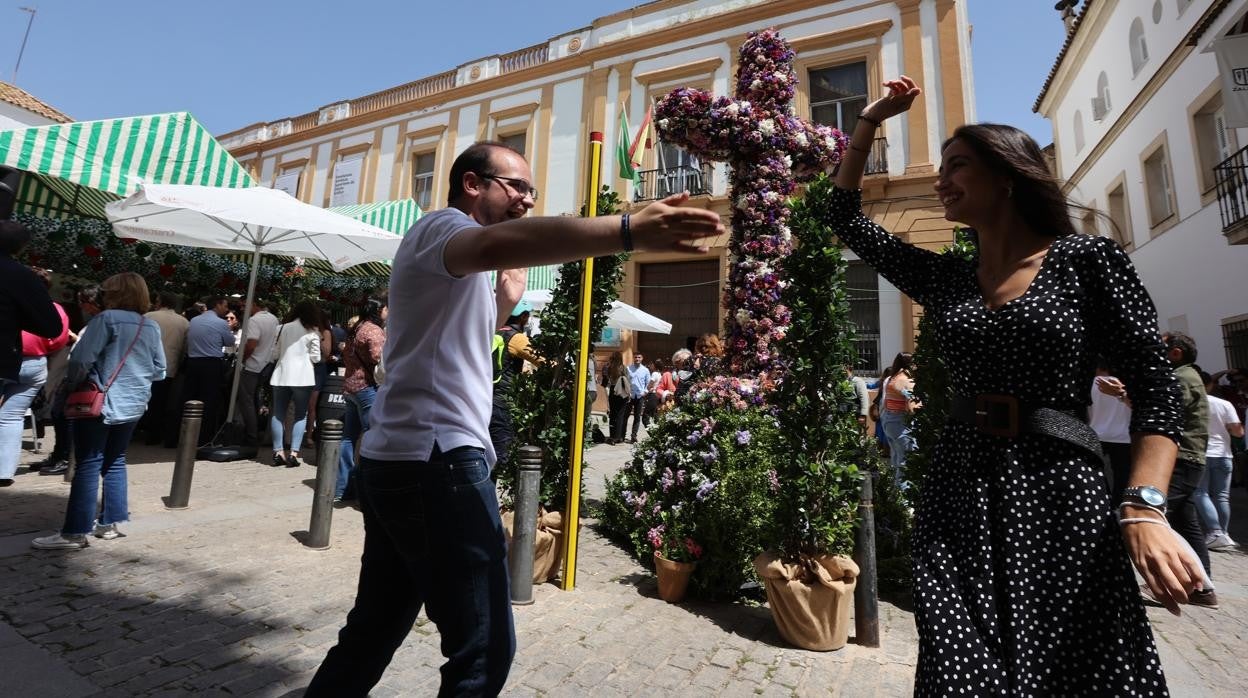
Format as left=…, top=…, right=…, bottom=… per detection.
left=269, top=300, right=322, bottom=467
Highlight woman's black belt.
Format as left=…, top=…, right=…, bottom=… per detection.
left=949, top=393, right=1107, bottom=465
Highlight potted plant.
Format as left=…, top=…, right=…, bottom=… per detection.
left=751, top=174, right=865, bottom=651
left=647, top=507, right=704, bottom=603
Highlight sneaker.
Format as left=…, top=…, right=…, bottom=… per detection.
left=31, top=534, right=88, bottom=550
left=286, top=453, right=301, bottom=468
left=1189, top=589, right=1219, bottom=609
left=271, top=452, right=286, bottom=467
left=92, top=524, right=122, bottom=540
left=40, top=461, right=69, bottom=476
left=1207, top=533, right=1238, bottom=551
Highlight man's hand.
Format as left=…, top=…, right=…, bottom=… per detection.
left=496, top=268, right=527, bottom=314
left=629, top=192, right=724, bottom=253
left=1121, top=510, right=1206, bottom=616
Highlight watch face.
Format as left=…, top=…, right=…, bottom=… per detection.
left=1139, top=486, right=1166, bottom=507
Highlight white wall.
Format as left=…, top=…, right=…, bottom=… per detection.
left=1047, top=0, right=1248, bottom=371
left=0, top=101, right=60, bottom=130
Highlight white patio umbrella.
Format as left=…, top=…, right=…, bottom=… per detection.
left=520, top=289, right=671, bottom=334
left=105, top=182, right=402, bottom=431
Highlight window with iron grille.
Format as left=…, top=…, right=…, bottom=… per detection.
left=1225, top=316, right=1248, bottom=369
left=411, top=151, right=435, bottom=211
left=847, top=260, right=881, bottom=375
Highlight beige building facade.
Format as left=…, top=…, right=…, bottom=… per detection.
left=219, top=0, right=976, bottom=374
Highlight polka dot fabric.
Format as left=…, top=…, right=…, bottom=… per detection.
left=824, top=187, right=1182, bottom=696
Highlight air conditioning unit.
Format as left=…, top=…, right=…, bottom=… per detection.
left=1091, top=96, right=1107, bottom=122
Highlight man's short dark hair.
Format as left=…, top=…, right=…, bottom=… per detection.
left=447, top=141, right=524, bottom=205
left=0, top=220, right=32, bottom=256
left=204, top=295, right=226, bottom=309
left=1163, top=332, right=1198, bottom=364
left=158, top=291, right=180, bottom=310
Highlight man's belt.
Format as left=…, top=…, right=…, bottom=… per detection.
left=949, top=393, right=1107, bottom=466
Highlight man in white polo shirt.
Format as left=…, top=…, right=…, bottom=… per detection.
left=235, top=297, right=279, bottom=447
left=306, top=141, right=723, bottom=696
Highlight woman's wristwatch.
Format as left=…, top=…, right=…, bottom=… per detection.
left=1121, top=485, right=1167, bottom=512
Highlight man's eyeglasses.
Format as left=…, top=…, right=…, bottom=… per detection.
left=481, top=174, right=538, bottom=201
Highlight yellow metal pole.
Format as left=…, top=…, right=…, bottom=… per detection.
left=561, top=131, right=604, bottom=590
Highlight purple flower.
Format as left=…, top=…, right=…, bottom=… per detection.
left=695, top=480, right=718, bottom=501
left=767, top=469, right=781, bottom=493
left=736, top=430, right=752, bottom=445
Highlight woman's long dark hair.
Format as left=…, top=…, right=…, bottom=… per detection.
left=286, top=299, right=321, bottom=329
left=942, top=124, right=1078, bottom=239
left=888, top=352, right=915, bottom=378
left=353, top=294, right=388, bottom=331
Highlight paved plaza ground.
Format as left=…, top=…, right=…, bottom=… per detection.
left=0, top=434, right=1245, bottom=697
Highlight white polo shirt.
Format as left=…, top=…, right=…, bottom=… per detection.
left=361, top=207, right=498, bottom=466
left=243, top=309, right=280, bottom=372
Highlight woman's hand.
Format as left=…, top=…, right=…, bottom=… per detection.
left=861, top=76, right=922, bottom=123
left=1120, top=509, right=1206, bottom=616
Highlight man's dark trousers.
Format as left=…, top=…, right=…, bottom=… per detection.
left=627, top=396, right=644, bottom=441
left=181, top=357, right=225, bottom=446
left=1166, top=458, right=1212, bottom=580
left=306, top=445, right=515, bottom=697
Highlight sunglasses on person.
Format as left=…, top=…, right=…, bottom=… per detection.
left=480, top=174, right=539, bottom=201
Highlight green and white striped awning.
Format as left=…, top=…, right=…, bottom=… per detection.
left=329, top=199, right=422, bottom=236
left=0, top=112, right=255, bottom=220
left=527, top=265, right=558, bottom=291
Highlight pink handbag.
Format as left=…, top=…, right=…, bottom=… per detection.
left=64, top=318, right=146, bottom=420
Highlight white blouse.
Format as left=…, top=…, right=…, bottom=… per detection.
left=270, top=321, right=321, bottom=387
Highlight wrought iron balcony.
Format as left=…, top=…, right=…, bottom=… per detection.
left=635, top=163, right=714, bottom=202
left=1214, top=144, right=1248, bottom=243
left=862, top=136, right=888, bottom=175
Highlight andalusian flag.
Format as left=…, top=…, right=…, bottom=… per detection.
left=617, top=110, right=636, bottom=181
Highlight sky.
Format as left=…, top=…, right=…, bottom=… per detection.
left=1, top=0, right=1069, bottom=144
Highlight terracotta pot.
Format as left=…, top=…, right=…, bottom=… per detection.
left=753, top=551, right=859, bottom=651
left=654, top=551, right=696, bottom=603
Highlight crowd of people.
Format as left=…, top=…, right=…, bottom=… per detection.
left=596, top=332, right=723, bottom=445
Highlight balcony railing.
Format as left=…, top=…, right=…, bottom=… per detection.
left=1214, top=143, right=1248, bottom=233
left=500, top=43, right=550, bottom=74
left=635, top=163, right=714, bottom=202
left=863, top=136, right=888, bottom=175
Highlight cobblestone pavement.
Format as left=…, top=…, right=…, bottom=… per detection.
left=0, top=436, right=1244, bottom=696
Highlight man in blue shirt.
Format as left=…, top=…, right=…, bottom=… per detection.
left=626, top=352, right=651, bottom=443
left=181, top=296, right=235, bottom=445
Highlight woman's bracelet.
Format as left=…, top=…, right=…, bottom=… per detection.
left=1118, top=501, right=1167, bottom=518
left=849, top=143, right=872, bottom=154
left=857, top=112, right=883, bottom=128
left=1118, top=517, right=1170, bottom=528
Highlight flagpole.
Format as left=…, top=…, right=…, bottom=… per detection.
left=561, top=131, right=603, bottom=591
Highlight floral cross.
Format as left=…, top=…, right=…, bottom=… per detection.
left=655, top=29, right=846, bottom=380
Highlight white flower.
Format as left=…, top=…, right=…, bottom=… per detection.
left=726, top=103, right=740, bottom=115
left=658, top=118, right=670, bottom=130
left=751, top=79, right=763, bottom=90
left=774, top=72, right=789, bottom=84
left=759, top=119, right=776, bottom=136
left=736, top=309, right=752, bottom=326
left=781, top=155, right=792, bottom=168
left=763, top=191, right=780, bottom=202
left=794, top=132, right=809, bottom=147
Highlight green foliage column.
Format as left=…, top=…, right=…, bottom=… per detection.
left=500, top=186, right=628, bottom=508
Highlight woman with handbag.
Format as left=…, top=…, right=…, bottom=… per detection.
left=1, top=267, right=69, bottom=486
left=336, top=295, right=387, bottom=502
left=605, top=351, right=629, bottom=445
left=32, top=273, right=165, bottom=550
left=269, top=300, right=322, bottom=467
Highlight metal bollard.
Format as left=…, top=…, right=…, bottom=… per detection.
left=165, top=401, right=204, bottom=509
left=509, top=445, right=543, bottom=605
left=306, top=419, right=344, bottom=550
left=853, top=470, right=880, bottom=647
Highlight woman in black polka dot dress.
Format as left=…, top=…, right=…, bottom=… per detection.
left=819, top=77, right=1205, bottom=696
